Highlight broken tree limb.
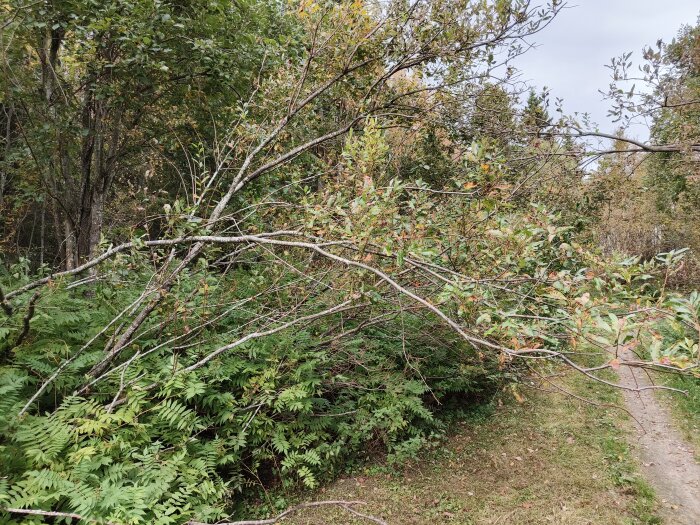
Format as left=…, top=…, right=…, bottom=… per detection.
left=186, top=500, right=387, bottom=525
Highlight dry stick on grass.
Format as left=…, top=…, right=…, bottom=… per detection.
left=187, top=500, right=387, bottom=525
left=3, top=508, right=116, bottom=524
left=4, top=501, right=387, bottom=525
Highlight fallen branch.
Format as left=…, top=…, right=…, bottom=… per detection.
left=3, top=507, right=116, bottom=524
left=0, top=284, right=12, bottom=316
left=4, top=231, right=302, bottom=300
left=183, top=299, right=362, bottom=372
left=187, top=500, right=387, bottom=525
left=4, top=500, right=387, bottom=525
left=14, top=291, right=40, bottom=347
left=19, top=289, right=157, bottom=416
left=543, top=129, right=700, bottom=154
left=11, top=232, right=693, bottom=401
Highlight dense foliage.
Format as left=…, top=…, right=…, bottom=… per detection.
left=591, top=20, right=700, bottom=283
left=0, top=1, right=698, bottom=524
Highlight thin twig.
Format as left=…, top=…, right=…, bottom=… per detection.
left=187, top=500, right=386, bottom=525
left=3, top=507, right=116, bottom=524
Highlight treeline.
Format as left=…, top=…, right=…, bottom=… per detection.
left=589, top=21, right=700, bottom=284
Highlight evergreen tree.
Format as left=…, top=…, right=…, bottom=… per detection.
left=522, top=89, right=551, bottom=138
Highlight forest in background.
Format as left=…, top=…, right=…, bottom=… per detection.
left=0, top=1, right=699, bottom=523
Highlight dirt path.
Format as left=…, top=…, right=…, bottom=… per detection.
left=618, top=355, right=700, bottom=525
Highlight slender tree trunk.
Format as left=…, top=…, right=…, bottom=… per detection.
left=40, top=201, right=46, bottom=268
left=0, top=104, right=13, bottom=208
left=88, top=190, right=104, bottom=261
left=63, top=218, right=77, bottom=271
left=85, top=100, right=121, bottom=263
left=77, top=93, right=95, bottom=262
left=38, top=26, right=80, bottom=270
left=49, top=199, right=62, bottom=266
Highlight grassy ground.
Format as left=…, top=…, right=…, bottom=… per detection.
left=276, top=372, right=660, bottom=525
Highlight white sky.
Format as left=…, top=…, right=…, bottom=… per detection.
left=513, top=1, right=700, bottom=140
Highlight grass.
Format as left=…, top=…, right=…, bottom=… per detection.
left=276, top=371, right=660, bottom=525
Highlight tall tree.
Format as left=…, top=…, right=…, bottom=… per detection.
left=0, top=0, right=288, bottom=268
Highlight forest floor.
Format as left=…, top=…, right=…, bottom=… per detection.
left=280, top=372, right=664, bottom=525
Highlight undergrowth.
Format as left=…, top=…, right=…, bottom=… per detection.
left=0, top=267, right=507, bottom=523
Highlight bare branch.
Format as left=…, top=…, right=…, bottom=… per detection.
left=187, top=500, right=387, bottom=525
left=3, top=507, right=116, bottom=524
left=183, top=299, right=362, bottom=372
left=13, top=291, right=39, bottom=347
left=546, top=129, right=700, bottom=154
left=0, top=284, right=12, bottom=316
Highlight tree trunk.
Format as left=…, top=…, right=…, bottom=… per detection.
left=88, top=190, right=104, bottom=261
left=85, top=100, right=120, bottom=263
left=63, top=218, right=77, bottom=271
left=39, top=201, right=46, bottom=268
left=0, top=104, right=13, bottom=208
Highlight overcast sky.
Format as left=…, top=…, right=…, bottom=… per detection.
left=513, top=1, right=700, bottom=140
